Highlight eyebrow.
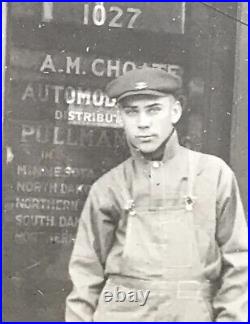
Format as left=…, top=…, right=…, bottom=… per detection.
left=123, top=103, right=162, bottom=109
left=123, top=105, right=138, bottom=109
left=145, top=103, right=162, bottom=108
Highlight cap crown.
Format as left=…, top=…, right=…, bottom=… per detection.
left=106, top=67, right=182, bottom=101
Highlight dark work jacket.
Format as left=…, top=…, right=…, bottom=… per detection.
left=65, top=131, right=248, bottom=322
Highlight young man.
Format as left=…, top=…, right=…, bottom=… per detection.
left=66, top=68, right=248, bottom=322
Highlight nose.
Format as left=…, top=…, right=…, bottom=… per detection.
left=137, top=111, right=151, bottom=129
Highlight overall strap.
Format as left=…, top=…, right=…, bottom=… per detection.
left=185, top=150, right=199, bottom=211
left=114, top=162, right=136, bottom=215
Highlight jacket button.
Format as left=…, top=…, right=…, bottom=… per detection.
left=152, top=161, right=161, bottom=168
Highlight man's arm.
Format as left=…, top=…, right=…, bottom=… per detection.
left=213, top=162, right=248, bottom=322
left=65, top=183, right=118, bottom=321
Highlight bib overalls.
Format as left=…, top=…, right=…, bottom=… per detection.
left=94, top=151, right=215, bottom=322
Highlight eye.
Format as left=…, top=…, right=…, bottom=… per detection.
left=123, top=108, right=138, bottom=116
left=147, top=106, right=162, bottom=114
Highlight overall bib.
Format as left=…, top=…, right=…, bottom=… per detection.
left=93, top=152, right=215, bottom=322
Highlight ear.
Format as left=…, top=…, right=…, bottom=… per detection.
left=171, top=101, right=182, bottom=124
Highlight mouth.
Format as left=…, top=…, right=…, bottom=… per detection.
left=136, top=135, right=155, bottom=142
left=136, top=134, right=155, bottom=138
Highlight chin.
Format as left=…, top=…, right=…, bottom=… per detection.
left=138, top=145, right=157, bottom=154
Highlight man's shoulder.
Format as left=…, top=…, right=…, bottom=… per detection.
left=91, top=157, right=132, bottom=192
left=185, top=148, right=233, bottom=175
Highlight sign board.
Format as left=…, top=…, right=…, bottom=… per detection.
left=3, top=2, right=187, bottom=321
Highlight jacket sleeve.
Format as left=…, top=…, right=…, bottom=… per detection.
left=65, top=183, right=118, bottom=322
left=213, top=163, right=248, bottom=322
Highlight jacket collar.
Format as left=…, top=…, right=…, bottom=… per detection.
left=128, top=130, right=204, bottom=179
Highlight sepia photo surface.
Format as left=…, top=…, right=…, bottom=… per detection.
left=2, top=2, right=248, bottom=322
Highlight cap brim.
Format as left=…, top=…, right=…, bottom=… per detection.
left=117, top=89, right=170, bottom=102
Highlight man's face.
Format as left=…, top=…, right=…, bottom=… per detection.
left=119, top=94, right=182, bottom=154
